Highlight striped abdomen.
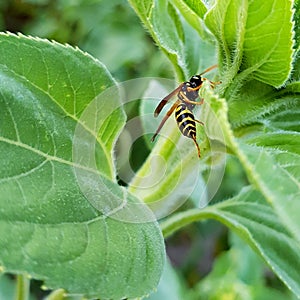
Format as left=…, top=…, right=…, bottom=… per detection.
left=175, top=103, right=196, bottom=139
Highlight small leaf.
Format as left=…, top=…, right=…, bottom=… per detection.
left=0, top=33, right=165, bottom=299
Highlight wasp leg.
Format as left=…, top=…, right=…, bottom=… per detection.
left=179, top=92, right=204, bottom=105
left=193, top=120, right=204, bottom=157
left=185, top=80, right=221, bottom=102
left=185, top=98, right=204, bottom=105
left=186, top=79, right=221, bottom=93
left=187, top=85, right=202, bottom=92
left=195, top=119, right=204, bottom=126
left=151, top=100, right=180, bottom=142
left=202, top=77, right=222, bottom=88
left=191, top=135, right=201, bottom=158
left=186, top=78, right=221, bottom=91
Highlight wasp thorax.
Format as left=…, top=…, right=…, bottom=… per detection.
left=182, top=82, right=190, bottom=94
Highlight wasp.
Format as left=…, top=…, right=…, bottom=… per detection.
left=151, top=65, right=219, bottom=158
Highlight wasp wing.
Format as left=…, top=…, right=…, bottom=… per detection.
left=151, top=100, right=181, bottom=142
left=154, top=84, right=183, bottom=117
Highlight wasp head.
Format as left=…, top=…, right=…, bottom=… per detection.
left=189, top=75, right=203, bottom=88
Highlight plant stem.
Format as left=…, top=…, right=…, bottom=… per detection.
left=15, top=274, right=30, bottom=300
left=161, top=207, right=223, bottom=238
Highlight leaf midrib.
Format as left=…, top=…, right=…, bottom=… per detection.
left=0, top=136, right=104, bottom=178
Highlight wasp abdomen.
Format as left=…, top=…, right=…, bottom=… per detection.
left=175, top=104, right=196, bottom=139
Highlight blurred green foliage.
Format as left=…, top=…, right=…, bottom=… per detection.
left=0, top=0, right=172, bottom=81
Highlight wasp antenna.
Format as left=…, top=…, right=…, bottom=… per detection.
left=199, top=64, right=218, bottom=76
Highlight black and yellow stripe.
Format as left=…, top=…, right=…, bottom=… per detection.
left=175, top=103, right=196, bottom=139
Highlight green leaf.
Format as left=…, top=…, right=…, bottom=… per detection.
left=128, top=0, right=215, bottom=79
left=0, top=32, right=165, bottom=299
left=293, top=0, right=300, bottom=50
left=237, top=144, right=300, bottom=242
left=235, top=84, right=300, bottom=243
left=205, top=0, right=294, bottom=88
left=228, top=81, right=300, bottom=129
left=129, top=0, right=186, bottom=79
left=169, top=0, right=207, bottom=36
left=161, top=186, right=300, bottom=296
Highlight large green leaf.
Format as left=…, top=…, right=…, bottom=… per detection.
left=205, top=0, right=294, bottom=89
left=0, top=33, right=165, bottom=299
